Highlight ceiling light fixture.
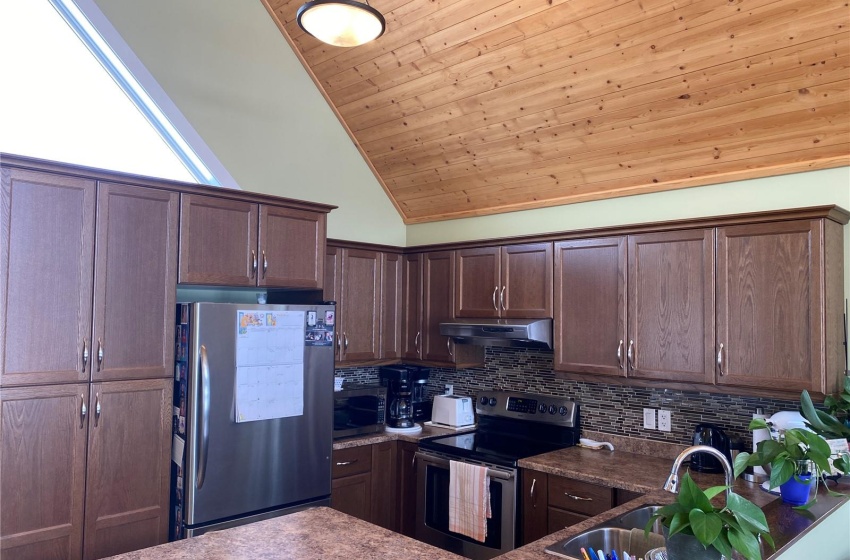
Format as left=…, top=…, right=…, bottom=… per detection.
left=297, top=0, right=385, bottom=48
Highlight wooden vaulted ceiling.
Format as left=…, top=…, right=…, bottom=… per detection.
left=262, top=0, right=850, bottom=224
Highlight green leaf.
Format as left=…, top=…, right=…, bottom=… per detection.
left=761, top=532, right=776, bottom=551
left=712, top=531, right=733, bottom=558
left=703, top=485, right=727, bottom=500
left=689, top=509, right=723, bottom=546
left=679, top=473, right=713, bottom=513
left=727, top=492, right=769, bottom=533
left=798, top=429, right=831, bottom=457
left=728, top=526, right=763, bottom=560
left=734, top=453, right=752, bottom=478
left=748, top=418, right=770, bottom=430
left=770, top=458, right=795, bottom=488
left=807, top=449, right=832, bottom=474
left=667, top=511, right=690, bottom=538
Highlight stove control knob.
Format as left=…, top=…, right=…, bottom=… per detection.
left=480, top=396, right=489, bottom=406
left=559, top=406, right=568, bottom=416
left=489, top=397, right=498, bottom=407
left=538, top=403, right=547, bottom=413
left=548, top=405, right=557, bottom=415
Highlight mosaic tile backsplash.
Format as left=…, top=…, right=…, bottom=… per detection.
left=335, top=347, right=802, bottom=450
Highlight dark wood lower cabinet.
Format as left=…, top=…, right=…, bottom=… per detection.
left=370, top=441, right=398, bottom=531
left=397, top=441, right=419, bottom=537
left=520, top=469, right=549, bottom=546
left=331, top=473, right=373, bottom=522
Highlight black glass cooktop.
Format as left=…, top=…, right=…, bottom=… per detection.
left=418, top=429, right=572, bottom=468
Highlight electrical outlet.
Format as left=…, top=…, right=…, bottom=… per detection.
left=445, top=384, right=453, bottom=395
left=658, top=410, right=671, bottom=432
left=643, top=408, right=656, bottom=430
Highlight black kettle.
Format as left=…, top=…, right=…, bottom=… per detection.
left=691, top=423, right=732, bottom=473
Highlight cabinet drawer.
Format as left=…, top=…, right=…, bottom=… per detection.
left=548, top=507, right=589, bottom=534
left=548, top=476, right=613, bottom=516
left=332, top=446, right=372, bottom=479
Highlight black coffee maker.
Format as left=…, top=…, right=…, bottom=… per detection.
left=691, top=423, right=732, bottom=473
left=380, top=365, right=431, bottom=428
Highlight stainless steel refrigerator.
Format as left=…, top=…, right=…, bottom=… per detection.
left=171, top=302, right=335, bottom=538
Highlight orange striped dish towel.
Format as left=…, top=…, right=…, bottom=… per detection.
left=448, top=460, right=491, bottom=542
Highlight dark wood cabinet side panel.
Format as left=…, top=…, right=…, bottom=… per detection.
left=502, top=242, right=553, bottom=318
left=259, top=206, right=325, bottom=288
left=397, top=442, right=419, bottom=537
left=716, top=221, right=822, bottom=392
left=178, top=194, right=258, bottom=286
left=381, top=253, right=403, bottom=360
left=92, top=184, right=178, bottom=382
left=83, top=379, right=172, bottom=560
left=554, top=238, right=626, bottom=376
left=455, top=247, right=500, bottom=318
left=331, top=473, right=372, bottom=523
left=1, top=168, right=95, bottom=387
left=627, top=230, right=715, bottom=384
left=324, top=247, right=342, bottom=361
left=370, top=441, right=398, bottom=531
left=0, top=384, right=87, bottom=560
left=520, top=470, right=548, bottom=546
left=823, top=219, right=845, bottom=395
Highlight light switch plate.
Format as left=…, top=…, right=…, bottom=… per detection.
left=643, top=408, right=656, bottom=430
left=658, top=410, right=671, bottom=432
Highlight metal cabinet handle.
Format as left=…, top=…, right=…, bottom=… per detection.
left=82, top=339, right=89, bottom=371
left=344, top=333, right=349, bottom=350
left=250, top=250, right=257, bottom=278
left=447, top=338, right=454, bottom=358
left=627, top=340, right=635, bottom=370
left=530, top=478, right=537, bottom=500
left=717, top=343, right=725, bottom=376
left=337, top=332, right=342, bottom=351
left=565, top=492, right=593, bottom=501
left=414, top=331, right=420, bottom=352
left=492, top=286, right=499, bottom=311
left=94, top=392, right=101, bottom=426
left=80, top=394, right=87, bottom=428
left=617, top=340, right=624, bottom=370
left=96, top=338, right=104, bottom=370
left=198, top=345, right=211, bottom=490
left=262, top=250, right=268, bottom=278
left=335, top=460, right=358, bottom=466
left=500, top=286, right=506, bottom=311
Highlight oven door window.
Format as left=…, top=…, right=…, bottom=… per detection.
left=423, top=462, right=504, bottom=549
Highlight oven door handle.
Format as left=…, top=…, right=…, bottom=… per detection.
left=415, top=451, right=515, bottom=481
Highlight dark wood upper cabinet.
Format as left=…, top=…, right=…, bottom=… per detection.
left=627, top=229, right=715, bottom=384
left=92, top=183, right=178, bottom=382
left=381, top=253, right=403, bottom=360
left=0, top=384, right=88, bottom=559
left=402, top=254, right=423, bottom=361
left=339, top=249, right=381, bottom=362
left=423, top=251, right=455, bottom=362
left=83, top=379, right=172, bottom=560
left=716, top=220, right=828, bottom=393
left=455, top=247, right=501, bottom=318
left=554, top=237, right=627, bottom=377
left=455, top=243, right=553, bottom=318
left=1, top=168, right=95, bottom=387
left=179, top=194, right=258, bottom=286
left=259, top=206, right=325, bottom=289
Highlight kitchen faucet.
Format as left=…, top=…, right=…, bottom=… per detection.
left=663, top=445, right=734, bottom=498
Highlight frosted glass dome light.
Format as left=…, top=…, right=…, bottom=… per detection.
left=297, top=0, right=386, bottom=48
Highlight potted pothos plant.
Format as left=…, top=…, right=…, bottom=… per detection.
left=801, top=381, right=850, bottom=440
left=645, top=472, right=773, bottom=560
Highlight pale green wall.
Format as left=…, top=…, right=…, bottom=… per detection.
left=93, top=0, right=406, bottom=246
left=775, top=500, right=850, bottom=560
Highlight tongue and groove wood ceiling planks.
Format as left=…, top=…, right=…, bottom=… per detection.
left=262, top=0, right=850, bottom=224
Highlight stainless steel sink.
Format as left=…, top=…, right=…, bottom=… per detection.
left=544, top=505, right=666, bottom=559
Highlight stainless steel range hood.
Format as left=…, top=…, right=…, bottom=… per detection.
left=439, top=318, right=553, bottom=349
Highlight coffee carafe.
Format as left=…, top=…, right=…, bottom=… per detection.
left=379, top=366, right=415, bottom=428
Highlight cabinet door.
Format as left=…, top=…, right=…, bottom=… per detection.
left=0, top=384, right=88, bottom=560
left=627, top=230, right=715, bottom=384
left=1, top=168, right=95, bottom=387
left=178, top=194, right=258, bottom=286
left=83, top=379, right=171, bottom=560
left=402, top=254, right=423, bottom=361
left=554, top=238, right=627, bottom=377
left=381, top=253, right=403, bottom=360
left=331, top=473, right=372, bottom=522
left=716, top=220, right=823, bottom=392
left=423, top=251, right=455, bottom=362
left=502, top=242, right=553, bottom=318
left=259, top=206, right=325, bottom=288
left=397, top=441, right=419, bottom=537
left=455, top=247, right=500, bottom=318
left=339, top=249, right=381, bottom=362
left=370, top=441, right=398, bottom=531
left=520, top=470, right=548, bottom=546
left=92, top=184, right=178, bottom=382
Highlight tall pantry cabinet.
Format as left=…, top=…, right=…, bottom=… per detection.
left=0, top=167, right=175, bottom=559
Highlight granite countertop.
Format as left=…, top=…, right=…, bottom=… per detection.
left=105, top=507, right=465, bottom=560
left=332, top=423, right=475, bottom=449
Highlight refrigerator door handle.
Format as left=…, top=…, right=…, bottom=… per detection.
left=198, top=344, right=211, bottom=489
